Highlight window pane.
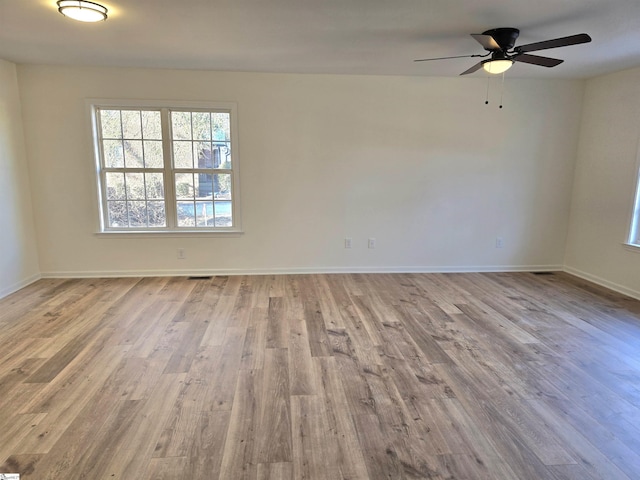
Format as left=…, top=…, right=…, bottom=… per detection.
left=214, top=173, right=232, bottom=199
left=128, top=201, right=147, bottom=227
left=100, top=110, right=122, bottom=139
left=123, top=140, right=144, bottom=168
left=223, top=144, right=232, bottom=168
left=121, top=110, right=142, bottom=139
left=143, top=140, right=163, bottom=168
left=145, top=173, right=164, bottom=200
left=213, top=144, right=231, bottom=169
left=148, top=201, right=166, bottom=227
left=196, top=201, right=213, bottom=226
left=177, top=201, right=195, bottom=226
left=103, top=140, right=124, bottom=168
left=125, top=172, right=145, bottom=200
left=194, top=142, right=212, bottom=169
left=196, top=173, right=213, bottom=198
left=192, top=112, right=211, bottom=140
left=173, top=141, right=193, bottom=168
left=172, top=111, right=192, bottom=140
left=105, top=172, right=125, bottom=200
left=214, top=201, right=232, bottom=227
left=141, top=111, right=162, bottom=140
left=175, top=173, right=194, bottom=200
left=107, top=201, right=127, bottom=227
left=212, top=112, right=230, bottom=141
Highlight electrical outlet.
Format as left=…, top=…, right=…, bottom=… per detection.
left=368, top=238, right=376, bottom=249
left=177, top=248, right=186, bottom=259
left=495, top=237, right=504, bottom=249
left=345, top=238, right=352, bottom=249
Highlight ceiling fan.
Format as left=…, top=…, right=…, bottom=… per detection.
left=415, top=28, right=592, bottom=75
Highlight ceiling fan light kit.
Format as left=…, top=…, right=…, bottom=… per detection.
left=482, top=60, right=513, bottom=74
left=57, top=0, right=108, bottom=22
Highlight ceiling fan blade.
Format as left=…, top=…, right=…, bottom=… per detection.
left=414, top=54, right=485, bottom=62
left=471, top=33, right=501, bottom=51
left=513, top=53, right=564, bottom=68
left=460, top=61, right=484, bottom=76
left=516, top=33, right=591, bottom=53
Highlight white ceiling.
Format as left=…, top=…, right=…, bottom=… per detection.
left=1, top=0, right=640, bottom=79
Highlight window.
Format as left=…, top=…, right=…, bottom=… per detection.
left=629, top=166, right=640, bottom=247
left=91, top=101, right=240, bottom=233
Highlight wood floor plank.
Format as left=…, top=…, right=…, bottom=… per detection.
left=428, top=397, right=521, bottom=479
left=98, top=372, right=188, bottom=480
left=307, top=274, right=347, bottom=330
left=291, top=395, right=340, bottom=479
left=162, top=319, right=210, bottom=374
left=256, top=461, right=293, bottom=480
left=142, top=457, right=189, bottom=480
left=204, top=326, right=246, bottom=411
left=240, top=308, right=268, bottom=370
left=352, top=413, right=407, bottom=479
left=1, top=272, right=640, bottom=479
left=288, top=315, right=316, bottom=396
left=314, top=356, right=370, bottom=479
left=254, top=348, right=292, bottom=464
left=153, top=346, right=224, bottom=458
left=199, top=276, right=243, bottom=346
left=266, top=297, right=288, bottom=349
left=0, top=454, right=42, bottom=479
left=391, top=300, right=453, bottom=365
left=218, top=368, right=262, bottom=479
left=527, top=398, right=634, bottom=480
left=0, top=355, right=46, bottom=411
left=302, top=300, right=333, bottom=357
left=0, top=413, right=48, bottom=465
left=182, top=410, right=231, bottom=479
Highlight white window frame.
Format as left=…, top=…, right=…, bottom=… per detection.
left=627, top=165, right=640, bottom=248
left=88, top=99, right=241, bottom=235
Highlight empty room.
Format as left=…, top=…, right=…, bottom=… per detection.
left=1, top=0, right=640, bottom=479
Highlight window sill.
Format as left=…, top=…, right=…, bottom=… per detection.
left=622, top=242, right=640, bottom=253
left=96, top=229, right=244, bottom=238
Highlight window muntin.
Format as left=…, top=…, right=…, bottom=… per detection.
left=93, top=104, right=238, bottom=232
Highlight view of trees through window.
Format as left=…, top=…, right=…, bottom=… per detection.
left=96, top=106, right=236, bottom=231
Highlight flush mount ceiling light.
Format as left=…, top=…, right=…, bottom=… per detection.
left=57, top=0, right=108, bottom=22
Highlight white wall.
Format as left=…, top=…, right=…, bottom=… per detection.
left=565, top=67, right=640, bottom=299
left=17, top=65, right=584, bottom=276
left=0, top=59, right=40, bottom=297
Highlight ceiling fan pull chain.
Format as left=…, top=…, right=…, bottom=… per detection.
left=499, top=72, right=505, bottom=109
left=485, top=75, right=490, bottom=105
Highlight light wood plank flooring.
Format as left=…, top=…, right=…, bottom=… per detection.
left=1, top=272, right=640, bottom=479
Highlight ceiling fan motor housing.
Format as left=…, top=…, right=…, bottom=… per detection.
left=482, top=28, right=520, bottom=51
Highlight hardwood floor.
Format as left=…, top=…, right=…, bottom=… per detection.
left=1, top=272, right=640, bottom=479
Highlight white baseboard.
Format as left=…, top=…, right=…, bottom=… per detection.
left=0, top=273, right=42, bottom=300
left=39, top=264, right=563, bottom=279
left=563, top=266, right=640, bottom=301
